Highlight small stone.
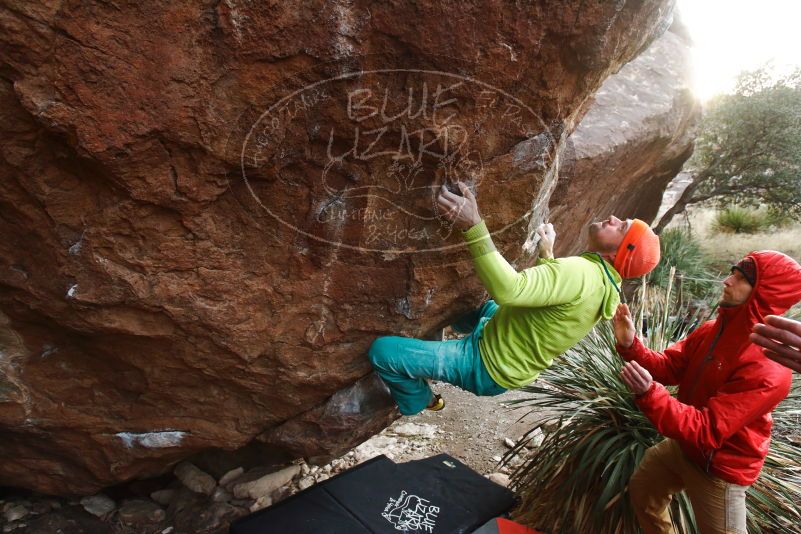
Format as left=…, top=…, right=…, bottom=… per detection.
left=249, top=495, right=272, bottom=512
left=297, top=476, right=315, bottom=491
left=80, top=494, right=116, bottom=518
left=281, top=481, right=299, bottom=499
left=3, top=505, right=28, bottom=523
left=491, top=455, right=502, bottom=463
left=542, top=421, right=559, bottom=433
left=316, top=473, right=330, bottom=483
left=503, top=437, right=516, bottom=448
left=487, top=472, right=510, bottom=487
left=161, top=528, right=174, bottom=534
left=526, top=427, right=545, bottom=448
left=300, top=463, right=310, bottom=476
left=500, top=465, right=511, bottom=474
left=219, top=467, right=244, bottom=487
left=174, top=462, right=216, bottom=495
left=322, top=464, right=332, bottom=474
left=233, top=465, right=301, bottom=500
left=118, top=499, right=166, bottom=526
left=352, top=436, right=401, bottom=464
left=212, top=487, right=233, bottom=503
left=208, top=502, right=250, bottom=530
left=150, top=489, right=176, bottom=506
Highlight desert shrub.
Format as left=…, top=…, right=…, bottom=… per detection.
left=648, top=228, right=716, bottom=299
left=712, top=206, right=767, bottom=234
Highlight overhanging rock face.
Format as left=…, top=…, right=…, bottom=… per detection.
left=0, top=0, right=676, bottom=494
left=551, top=22, right=699, bottom=256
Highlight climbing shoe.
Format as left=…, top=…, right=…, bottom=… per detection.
left=426, top=393, right=445, bottom=411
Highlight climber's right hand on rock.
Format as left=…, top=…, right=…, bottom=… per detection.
left=437, top=182, right=482, bottom=231
left=536, top=223, right=555, bottom=259
left=613, top=303, right=636, bottom=349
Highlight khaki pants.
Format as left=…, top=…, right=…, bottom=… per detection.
left=629, top=439, right=748, bottom=534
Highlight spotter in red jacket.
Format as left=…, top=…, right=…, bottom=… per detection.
left=617, top=250, right=801, bottom=485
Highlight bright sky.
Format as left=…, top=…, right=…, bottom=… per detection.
left=677, top=0, right=801, bottom=101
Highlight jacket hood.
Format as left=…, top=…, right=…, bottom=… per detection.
left=745, top=250, right=801, bottom=319
left=716, top=250, right=801, bottom=352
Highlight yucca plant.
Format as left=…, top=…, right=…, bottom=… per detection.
left=647, top=227, right=717, bottom=300
left=505, top=276, right=801, bottom=533
left=712, top=206, right=767, bottom=234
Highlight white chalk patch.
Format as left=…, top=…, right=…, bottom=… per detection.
left=223, top=0, right=249, bottom=43
left=332, top=2, right=356, bottom=58
left=66, top=284, right=78, bottom=298
left=116, top=431, right=187, bottom=449
left=500, top=42, right=517, bottom=62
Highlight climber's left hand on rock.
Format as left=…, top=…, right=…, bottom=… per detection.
left=437, top=182, right=481, bottom=231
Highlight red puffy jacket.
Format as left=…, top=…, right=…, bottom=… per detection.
left=617, top=250, right=801, bottom=485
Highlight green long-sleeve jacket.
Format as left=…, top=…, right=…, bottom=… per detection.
left=463, top=220, right=622, bottom=389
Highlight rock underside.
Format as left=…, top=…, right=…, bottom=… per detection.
left=0, top=0, right=690, bottom=495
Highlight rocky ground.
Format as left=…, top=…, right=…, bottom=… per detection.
left=0, top=384, right=543, bottom=533
left=376, top=382, right=539, bottom=473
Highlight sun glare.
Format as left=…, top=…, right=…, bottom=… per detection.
left=677, top=0, right=801, bottom=101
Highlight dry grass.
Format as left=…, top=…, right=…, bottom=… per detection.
left=669, top=207, right=801, bottom=270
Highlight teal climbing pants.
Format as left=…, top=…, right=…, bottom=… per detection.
left=368, top=300, right=507, bottom=416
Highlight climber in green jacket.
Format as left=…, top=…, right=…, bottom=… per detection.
left=368, top=182, right=661, bottom=415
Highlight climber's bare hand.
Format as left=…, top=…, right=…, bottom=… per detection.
left=437, top=182, right=481, bottom=231
left=536, top=223, right=556, bottom=259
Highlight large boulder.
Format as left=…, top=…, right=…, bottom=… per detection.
left=0, top=0, right=677, bottom=494
left=550, top=22, right=700, bottom=256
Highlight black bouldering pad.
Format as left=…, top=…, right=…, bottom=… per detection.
left=229, top=453, right=515, bottom=534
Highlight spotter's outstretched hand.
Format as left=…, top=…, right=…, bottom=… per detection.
left=620, top=361, right=653, bottom=396
left=613, top=303, right=636, bottom=349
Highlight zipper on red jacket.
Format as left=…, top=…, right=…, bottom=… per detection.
left=705, top=450, right=715, bottom=473
left=686, top=317, right=727, bottom=474
left=686, top=316, right=727, bottom=402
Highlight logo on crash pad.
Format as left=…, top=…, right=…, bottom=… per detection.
left=382, top=490, right=440, bottom=532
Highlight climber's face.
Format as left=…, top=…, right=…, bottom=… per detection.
left=587, top=216, right=631, bottom=254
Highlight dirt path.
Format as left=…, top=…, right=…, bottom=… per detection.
left=357, top=381, right=540, bottom=475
